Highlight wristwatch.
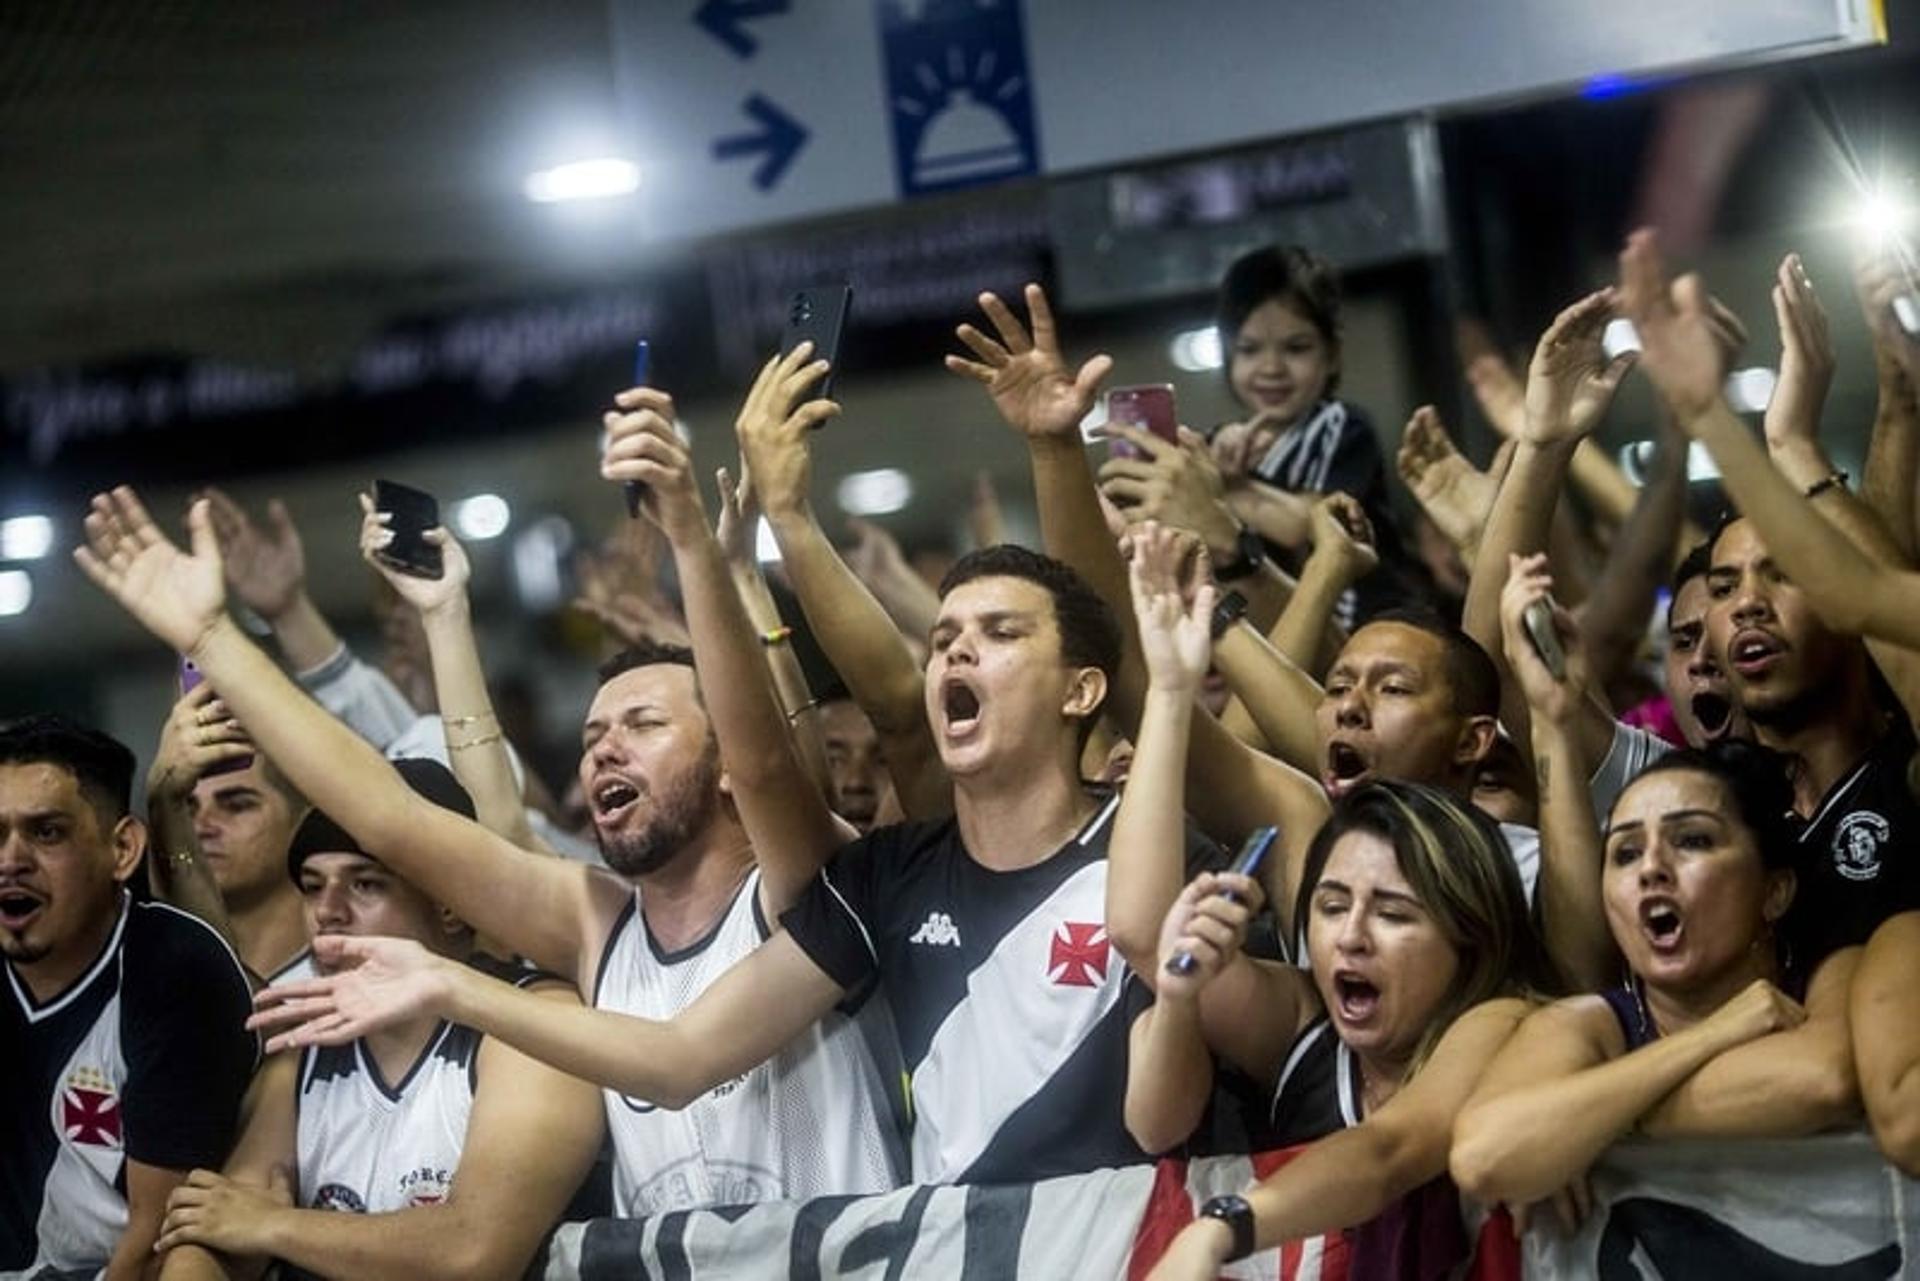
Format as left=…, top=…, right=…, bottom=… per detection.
left=1212, top=524, right=1266, bottom=581
left=1199, top=1194, right=1256, bottom=1261
left=1210, top=589, right=1250, bottom=641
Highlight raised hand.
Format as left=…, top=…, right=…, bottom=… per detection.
left=1763, top=253, right=1835, bottom=455
left=1208, top=408, right=1293, bottom=478
left=602, top=385, right=709, bottom=546
left=1523, top=289, right=1637, bottom=444
left=1853, top=243, right=1920, bottom=379
left=148, top=684, right=254, bottom=806
left=247, top=934, right=453, bottom=1053
left=1123, top=520, right=1217, bottom=693
left=1499, top=552, right=1586, bottom=725
left=1098, top=425, right=1242, bottom=559
left=944, top=283, right=1113, bottom=441
left=1618, top=229, right=1734, bottom=425
left=201, top=488, right=307, bottom=621
left=1154, top=870, right=1262, bottom=1003
left=713, top=463, right=760, bottom=569
left=1397, top=405, right=1497, bottom=555
left=734, top=343, right=840, bottom=521
left=1306, top=492, right=1379, bottom=584
left=358, top=491, right=470, bottom=617
left=73, top=487, right=229, bottom=655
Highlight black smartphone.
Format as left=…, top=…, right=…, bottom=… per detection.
left=624, top=339, right=650, bottom=519
left=1166, top=826, right=1279, bottom=977
left=372, top=480, right=444, bottom=580
left=1522, top=598, right=1568, bottom=682
left=782, top=284, right=852, bottom=409
left=178, top=658, right=253, bottom=777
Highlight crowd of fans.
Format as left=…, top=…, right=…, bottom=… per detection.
left=5, top=223, right=1920, bottom=1280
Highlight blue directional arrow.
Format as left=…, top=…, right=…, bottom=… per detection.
left=711, top=93, right=808, bottom=191
left=693, top=0, right=788, bottom=59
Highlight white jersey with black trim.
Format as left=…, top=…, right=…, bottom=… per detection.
left=593, top=868, right=902, bottom=1215
left=293, top=959, right=540, bottom=1216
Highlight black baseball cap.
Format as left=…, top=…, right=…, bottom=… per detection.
left=286, top=758, right=475, bottom=883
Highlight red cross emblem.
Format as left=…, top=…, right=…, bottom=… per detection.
left=1047, top=921, right=1110, bottom=987
left=62, top=1084, right=122, bottom=1149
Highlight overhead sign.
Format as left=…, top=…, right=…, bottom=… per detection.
left=610, top=0, right=1880, bottom=240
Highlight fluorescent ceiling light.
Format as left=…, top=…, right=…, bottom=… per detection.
left=0, top=569, right=30, bottom=617
left=1723, top=367, right=1777, bottom=415
left=836, top=469, right=914, bottom=516
left=524, top=158, right=641, bottom=204
left=0, top=515, right=53, bottom=561
left=1168, top=325, right=1224, bottom=372
left=451, top=494, right=511, bottom=541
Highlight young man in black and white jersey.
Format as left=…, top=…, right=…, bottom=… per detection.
left=75, top=353, right=904, bottom=1216
left=255, top=541, right=1210, bottom=1184
left=152, top=760, right=602, bottom=1281
left=145, top=686, right=315, bottom=987
left=1, top=716, right=256, bottom=1280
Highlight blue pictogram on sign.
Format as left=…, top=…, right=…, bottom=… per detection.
left=877, top=0, right=1040, bottom=199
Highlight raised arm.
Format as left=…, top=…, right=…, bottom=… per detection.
left=251, top=928, right=845, bottom=1110
left=843, top=516, right=944, bottom=646
left=945, top=284, right=1330, bottom=903
left=74, top=488, right=608, bottom=983
left=1451, top=982, right=1798, bottom=1208
left=1105, top=522, right=1216, bottom=978
left=144, top=685, right=251, bottom=941
left=201, top=489, right=343, bottom=676
left=739, top=354, right=951, bottom=821
left=1500, top=554, right=1616, bottom=991
left=355, top=496, right=546, bottom=854
left=1464, top=290, right=1638, bottom=760
left=1576, top=419, right=1692, bottom=695
left=602, top=367, right=849, bottom=917
left=1857, top=248, right=1920, bottom=560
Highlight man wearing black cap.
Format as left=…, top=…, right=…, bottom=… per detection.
left=2, top=715, right=256, bottom=1281
left=154, top=759, right=604, bottom=1281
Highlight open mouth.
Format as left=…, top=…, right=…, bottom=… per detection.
left=591, top=777, right=641, bottom=825
left=1324, top=742, right=1370, bottom=794
left=0, top=890, right=43, bottom=931
left=1640, top=900, right=1684, bottom=952
left=942, top=680, right=982, bottom=734
left=1689, top=691, right=1733, bottom=739
left=1332, top=972, right=1381, bottom=1023
left=1729, top=631, right=1782, bottom=676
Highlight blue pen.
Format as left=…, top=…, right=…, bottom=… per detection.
left=1166, top=826, right=1278, bottom=978
left=623, top=340, right=650, bottom=517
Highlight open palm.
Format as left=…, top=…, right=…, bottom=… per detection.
left=73, top=488, right=229, bottom=654
left=249, top=934, right=447, bottom=1052
left=1126, top=521, right=1215, bottom=689
left=1524, top=289, right=1635, bottom=443
left=945, top=283, right=1113, bottom=440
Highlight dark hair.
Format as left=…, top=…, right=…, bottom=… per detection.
left=1671, top=541, right=1712, bottom=596
left=1354, top=607, right=1500, bottom=719
left=0, top=715, right=137, bottom=821
left=1216, top=245, right=1344, bottom=390
left=1292, top=781, right=1559, bottom=1073
left=597, top=640, right=699, bottom=692
left=938, top=545, right=1122, bottom=685
left=1614, top=740, right=1802, bottom=870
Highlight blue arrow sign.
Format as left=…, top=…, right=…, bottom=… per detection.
left=693, top=0, right=789, bottom=59
left=711, top=93, right=808, bottom=191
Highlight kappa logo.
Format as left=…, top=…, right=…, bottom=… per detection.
left=910, top=911, right=962, bottom=947
left=1048, top=922, right=1110, bottom=988
left=61, top=1066, right=122, bottom=1149
left=1832, top=810, right=1890, bottom=882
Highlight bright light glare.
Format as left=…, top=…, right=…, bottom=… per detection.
left=523, top=158, right=640, bottom=204
left=1168, top=325, right=1224, bottom=372
left=755, top=518, right=782, bottom=565
left=511, top=515, right=574, bottom=612
left=1602, top=319, right=1641, bottom=360
left=835, top=469, right=914, bottom=516
left=0, top=570, right=30, bottom=617
left=1724, top=367, right=1777, bottom=415
left=0, top=515, right=53, bottom=561
left=1857, top=192, right=1912, bottom=242
left=1617, top=440, right=1720, bottom=484
left=451, top=494, right=512, bottom=541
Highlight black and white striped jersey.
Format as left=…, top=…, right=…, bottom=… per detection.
left=2, top=896, right=255, bottom=1278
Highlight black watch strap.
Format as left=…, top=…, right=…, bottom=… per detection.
left=1199, top=1193, right=1256, bottom=1261
left=1213, top=525, right=1266, bottom=580
left=1210, top=589, right=1250, bottom=641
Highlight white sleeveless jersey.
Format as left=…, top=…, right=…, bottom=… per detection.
left=593, top=870, right=904, bottom=1215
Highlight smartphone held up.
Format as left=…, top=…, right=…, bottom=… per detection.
left=1105, top=384, right=1179, bottom=460
left=372, top=480, right=444, bottom=580
left=178, top=658, right=254, bottom=777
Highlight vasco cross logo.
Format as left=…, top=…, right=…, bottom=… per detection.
left=1832, top=810, right=1889, bottom=882
left=1047, top=922, right=1110, bottom=988
left=61, top=1066, right=121, bottom=1149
